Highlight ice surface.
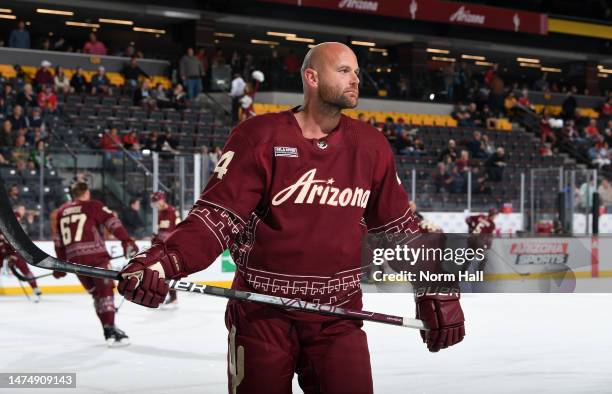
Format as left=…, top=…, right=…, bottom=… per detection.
left=1, top=292, right=611, bottom=393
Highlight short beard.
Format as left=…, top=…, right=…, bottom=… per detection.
left=318, top=83, right=358, bottom=110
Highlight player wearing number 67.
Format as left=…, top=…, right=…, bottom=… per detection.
left=119, top=42, right=465, bottom=393
left=53, top=182, right=138, bottom=347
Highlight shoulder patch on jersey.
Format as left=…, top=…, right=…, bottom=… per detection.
left=274, top=146, right=299, bottom=158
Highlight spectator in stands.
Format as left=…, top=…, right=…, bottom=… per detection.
left=123, top=197, right=145, bottom=238
left=517, top=89, right=535, bottom=111
left=578, top=179, right=596, bottom=210
left=159, top=129, right=180, bottom=155
left=561, top=91, right=577, bottom=121
left=455, top=150, right=471, bottom=173
left=8, top=21, right=30, bottom=49
left=504, top=91, right=517, bottom=114
left=171, top=83, right=187, bottom=111
left=585, top=118, right=601, bottom=141
left=597, top=179, right=612, bottom=213
left=179, top=47, right=205, bottom=100
left=465, top=130, right=486, bottom=159
left=604, top=119, right=612, bottom=146
left=8, top=105, right=28, bottom=132
left=28, top=106, right=46, bottom=133
left=267, top=49, right=283, bottom=90
left=144, top=131, right=160, bottom=152
left=53, top=66, right=70, bottom=94
left=381, top=117, right=396, bottom=142
left=0, top=119, right=14, bottom=147
left=532, top=72, right=549, bottom=91
left=30, top=140, right=51, bottom=169
left=448, top=165, right=465, bottom=194
left=41, top=38, right=51, bottom=51
left=133, top=79, right=155, bottom=109
left=152, top=83, right=170, bottom=108
left=601, top=96, right=612, bottom=122
left=478, top=104, right=497, bottom=129
left=485, top=147, right=506, bottom=182
left=26, top=125, right=44, bottom=146
left=539, top=108, right=557, bottom=144
left=229, top=73, right=246, bottom=124
left=121, top=56, right=149, bottom=91
left=91, top=66, right=112, bottom=95
left=70, top=67, right=88, bottom=93
left=11, top=135, right=29, bottom=170
left=3, top=83, right=17, bottom=108
left=284, top=49, right=300, bottom=86
left=16, top=83, right=37, bottom=109
left=452, top=103, right=471, bottom=127
left=588, top=138, right=610, bottom=169
left=466, top=103, right=480, bottom=127
left=53, top=36, right=68, bottom=52
left=83, top=32, right=107, bottom=55
left=37, top=85, right=57, bottom=113
left=433, top=162, right=452, bottom=193
left=438, top=139, right=458, bottom=162
left=484, top=64, right=497, bottom=89
left=540, top=143, right=553, bottom=157
left=100, top=127, right=122, bottom=156
left=453, top=62, right=469, bottom=103
left=8, top=184, right=23, bottom=206
left=471, top=165, right=491, bottom=195
left=196, top=48, right=210, bottom=91
left=35, top=60, right=54, bottom=89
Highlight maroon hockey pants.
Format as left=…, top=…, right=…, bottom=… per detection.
left=225, top=301, right=374, bottom=394
left=8, top=254, right=38, bottom=289
left=76, top=260, right=115, bottom=327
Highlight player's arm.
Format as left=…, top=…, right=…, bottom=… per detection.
left=364, top=138, right=464, bottom=352
left=94, top=202, right=138, bottom=258
left=119, top=127, right=266, bottom=307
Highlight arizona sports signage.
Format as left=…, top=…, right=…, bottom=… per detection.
left=261, top=0, right=548, bottom=35
left=509, top=242, right=569, bottom=265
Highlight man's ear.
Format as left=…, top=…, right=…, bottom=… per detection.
left=303, top=68, right=318, bottom=88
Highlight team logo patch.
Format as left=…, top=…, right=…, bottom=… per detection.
left=274, top=146, right=299, bottom=158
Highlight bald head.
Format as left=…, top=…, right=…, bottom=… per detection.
left=300, top=42, right=360, bottom=110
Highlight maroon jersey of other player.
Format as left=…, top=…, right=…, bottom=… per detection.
left=466, top=214, right=496, bottom=234
left=164, top=108, right=421, bottom=309
left=156, top=205, right=180, bottom=243
left=54, top=199, right=131, bottom=264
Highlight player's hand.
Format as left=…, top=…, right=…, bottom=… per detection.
left=53, top=271, right=66, bottom=279
left=416, top=292, right=465, bottom=352
left=118, top=244, right=182, bottom=308
left=121, top=238, right=139, bottom=259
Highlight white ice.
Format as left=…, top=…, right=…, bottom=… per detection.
left=1, top=292, right=611, bottom=393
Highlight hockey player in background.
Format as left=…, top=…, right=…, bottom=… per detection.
left=53, top=182, right=138, bottom=347
left=466, top=208, right=498, bottom=235
left=119, top=42, right=465, bottom=393
left=1, top=232, right=42, bottom=301
left=150, top=191, right=181, bottom=307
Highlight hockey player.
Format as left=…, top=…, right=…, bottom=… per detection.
left=119, top=42, right=465, bottom=393
left=53, top=182, right=138, bottom=347
left=466, top=208, right=498, bottom=235
left=1, top=232, right=42, bottom=301
left=150, top=191, right=181, bottom=306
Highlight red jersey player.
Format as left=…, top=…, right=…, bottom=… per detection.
left=53, top=182, right=138, bottom=347
left=1, top=231, right=42, bottom=301
left=466, top=208, right=498, bottom=235
left=150, top=191, right=181, bottom=306
left=119, top=42, right=465, bottom=393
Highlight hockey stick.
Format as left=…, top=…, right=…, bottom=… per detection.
left=9, top=263, right=53, bottom=281
left=0, top=177, right=426, bottom=330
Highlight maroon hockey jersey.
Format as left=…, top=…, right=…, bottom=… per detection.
left=164, top=109, right=421, bottom=309
left=155, top=205, right=180, bottom=243
left=466, top=214, right=496, bottom=234
left=54, top=199, right=130, bottom=264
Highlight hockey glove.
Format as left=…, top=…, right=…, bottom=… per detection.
left=416, top=292, right=465, bottom=352
left=118, top=244, right=183, bottom=308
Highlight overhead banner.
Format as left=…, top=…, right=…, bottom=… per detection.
left=261, top=0, right=548, bottom=35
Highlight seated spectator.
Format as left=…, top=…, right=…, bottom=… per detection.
left=438, top=139, right=458, bottom=162
left=171, top=84, right=187, bottom=111
left=471, top=165, right=491, bottom=195
left=585, top=118, right=601, bottom=141
left=466, top=103, right=480, bottom=127
left=381, top=117, right=396, bottom=143
left=152, top=83, right=171, bottom=108
left=452, top=103, right=471, bottom=127
left=448, top=166, right=465, bottom=194
left=601, top=96, right=612, bottom=122
left=121, top=56, right=149, bottom=90
left=485, top=147, right=506, bottom=182
left=7, top=105, right=28, bottom=132
left=433, top=162, right=452, bottom=193
left=26, top=126, right=44, bottom=146
left=28, top=107, right=45, bottom=131
left=133, top=79, right=155, bottom=109
left=8, top=184, right=23, bottom=206
left=597, top=179, right=612, bottom=212
left=603, top=119, right=612, bottom=146
left=143, top=131, right=160, bottom=151
left=16, top=83, right=37, bottom=109
left=37, top=85, right=58, bottom=113
left=159, top=129, right=180, bottom=155
left=70, top=67, right=88, bottom=93
left=83, top=32, right=107, bottom=55
left=100, top=127, right=122, bottom=152
left=504, top=91, right=517, bottom=113
left=30, top=140, right=52, bottom=169
left=367, top=116, right=377, bottom=128
left=122, top=130, right=142, bottom=160
left=54, top=66, right=70, bottom=94
left=588, top=139, right=610, bottom=169
left=35, top=60, right=54, bottom=89
left=539, top=108, right=557, bottom=144
left=91, top=66, right=112, bottom=95
left=455, top=150, right=471, bottom=173
left=14, top=205, right=37, bottom=236
left=465, top=130, right=486, bottom=159
left=11, top=135, right=29, bottom=170
left=478, top=104, right=497, bottom=129
left=517, top=89, right=535, bottom=111
left=0, top=119, right=14, bottom=147
left=3, top=83, right=17, bottom=108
